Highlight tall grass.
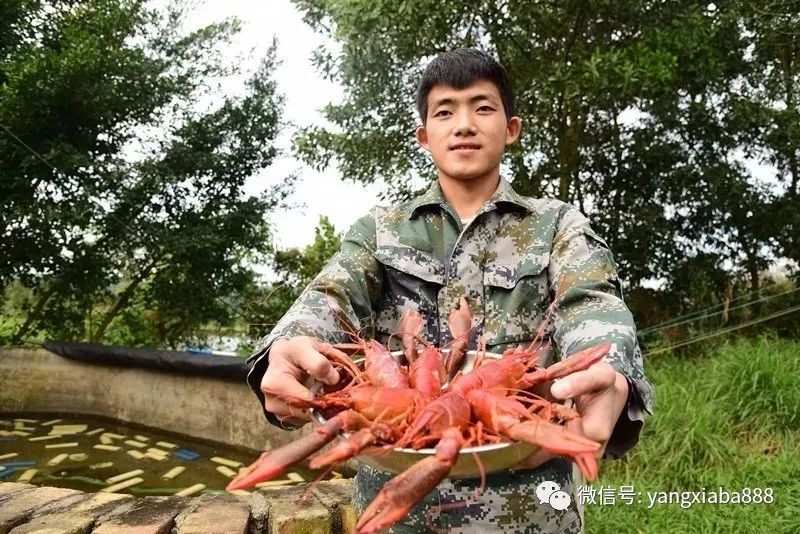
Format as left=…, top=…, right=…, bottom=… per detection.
left=585, top=336, right=800, bottom=533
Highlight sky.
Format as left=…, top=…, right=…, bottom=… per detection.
left=174, top=0, right=384, bottom=251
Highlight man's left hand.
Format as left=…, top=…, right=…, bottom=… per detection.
left=512, top=362, right=629, bottom=470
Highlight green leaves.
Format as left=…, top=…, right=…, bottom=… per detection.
left=1, top=1, right=288, bottom=348
left=290, top=0, right=798, bottom=311
left=244, top=216, right=343, bottom=342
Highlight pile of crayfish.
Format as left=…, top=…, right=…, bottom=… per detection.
left=228, top=301, right=609, bottom=533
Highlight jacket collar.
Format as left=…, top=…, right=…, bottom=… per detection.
left=406, top=176, right=533, bottom=220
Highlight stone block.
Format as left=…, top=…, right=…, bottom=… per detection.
left=10, top=492, right=132, bottom=534
left=339, top=505, right=358, bottom=534
left=0, top=483, right=34, bottom=503
left=311, top=479, right=355, bottom=534
left=247, top=491, right=270, bottom=534
left=174, top=494, right=249, bottom=534
left=0, top=486, right=82, bottom=534
left=259, top=485, right=332, bottom=534
left=92, top=496, right=186, bottom=534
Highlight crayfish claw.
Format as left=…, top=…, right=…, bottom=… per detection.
left=356, top=456, right=451, bottom=533
left=574, top=452, right=599, bottom=481
left=522, top=342, right=611, bottom=387
left=227, top=410, right=368, bottom=491
left=356, top=428, right=464, bottom=533
left=400, top=308, right=424, bottom=364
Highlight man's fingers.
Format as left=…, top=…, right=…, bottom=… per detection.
left=578, top=372, right=630, bottom=447
left=262, top=369, right=313, bottom=423
left=262, top=367, right=314, bottom=402
left=264, top=397, right=311, bottom=423
left=551, top=363, right=616, bottom=399
left=291, top=344, right=340, bottom=385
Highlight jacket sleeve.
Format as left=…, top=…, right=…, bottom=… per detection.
left=245, top=213, right=383, bottom=428
left=548, top=205, right=655, bottom=458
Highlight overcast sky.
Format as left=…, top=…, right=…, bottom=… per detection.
left=175, top=0, right=383, bottom=252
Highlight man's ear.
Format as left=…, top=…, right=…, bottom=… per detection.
left=415, top=125, right=430, bottom=152
left=505, top=116, right=522, bottom=146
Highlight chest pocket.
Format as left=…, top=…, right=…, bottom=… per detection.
left=483, top=246, right=551, bottom=351
left=372, top=246, right=444, bottom=345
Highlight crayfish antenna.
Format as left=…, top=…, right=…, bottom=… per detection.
left=356, top=428, right=464, bottom=534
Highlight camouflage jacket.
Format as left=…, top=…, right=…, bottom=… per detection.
left=247, top=177, right=655, bottom=532
left=248, top=177, right=653, bottom=442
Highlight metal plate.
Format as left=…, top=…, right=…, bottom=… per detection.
left=310, top=349, right=539, bottom=478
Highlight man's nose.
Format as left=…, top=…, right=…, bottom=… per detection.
left=453, top=110, right=477, bottom=136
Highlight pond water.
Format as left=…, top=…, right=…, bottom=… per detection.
left=0, top=413, right=343, bottom=496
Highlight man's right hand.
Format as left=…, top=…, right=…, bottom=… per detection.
left=260, top=336, right=341, bottom=427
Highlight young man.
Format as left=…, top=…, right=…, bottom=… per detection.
left=247, top=48, right=654, bottom=532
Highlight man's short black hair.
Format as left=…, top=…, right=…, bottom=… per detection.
left=416, top=48, right=516, bottom=124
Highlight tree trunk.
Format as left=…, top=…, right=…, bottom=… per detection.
left=91, top=261, right=156, bottom=342
left=782, top=44, right=798, bottom=195
left=746, top=251, right=761, bottom=316
left=11, top=285, right=56, bottom=345
left=721, top=278, right=733, bottom=325
left=558, top=100, right=581, bottom=202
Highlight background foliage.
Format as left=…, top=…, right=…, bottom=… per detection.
left=1, top=0, right=798, bottom=353
left=293, top=0, right=798, bottom=292
left=588, top=337, right=799, bottom=533
left=0, top=0, right=291, bottom=348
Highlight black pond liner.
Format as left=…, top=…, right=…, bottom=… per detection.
left=43, top=341, right=248, bottom=382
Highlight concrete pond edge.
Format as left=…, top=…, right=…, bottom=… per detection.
left=0, top=478, right=356, bottom=533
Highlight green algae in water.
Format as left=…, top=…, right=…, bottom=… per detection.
left=0, top=413, right=334, bottom=496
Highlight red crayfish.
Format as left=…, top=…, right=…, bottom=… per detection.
left=228, top=303, right=609, bottom=533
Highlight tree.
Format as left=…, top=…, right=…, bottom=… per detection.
left=733, top=1, right=799, bottom=268
left=244, top=216, right=342, bottom=345
left=1, top=0, right=290, bottom=347
left=290, top=0, right=794, bottom=301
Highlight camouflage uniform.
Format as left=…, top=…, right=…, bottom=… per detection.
left=247, top=177, right=655, bottom=532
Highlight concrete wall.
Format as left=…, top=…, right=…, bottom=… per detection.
left=0, top=349, right=356, bottom=532
left=0, top=348, right=301, bottom=452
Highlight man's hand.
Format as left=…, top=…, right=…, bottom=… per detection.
left=512, top=362, right=629, bottom=470
left=260, top=336, right=341, bottom=427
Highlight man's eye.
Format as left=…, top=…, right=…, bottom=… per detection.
left=434, top=110, right=451, bottom=117
left=478, top=105, right=494, bottom=112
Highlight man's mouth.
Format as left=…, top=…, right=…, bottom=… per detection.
left=450, top=144, right=482, bottom=152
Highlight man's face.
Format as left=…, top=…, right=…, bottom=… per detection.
left=416, top=80, right=521, bottom=184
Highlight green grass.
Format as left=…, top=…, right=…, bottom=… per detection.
left=585, top=336, right=800, bottom=534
